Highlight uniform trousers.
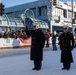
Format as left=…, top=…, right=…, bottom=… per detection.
left=63, top=62, right=71, bottom=69
left=34, top=60, right=42, bottom=69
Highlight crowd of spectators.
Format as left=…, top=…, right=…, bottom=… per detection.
left=0, top=29, right=28, bottom=39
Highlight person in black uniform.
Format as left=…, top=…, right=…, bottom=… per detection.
left=25, top=24, right=45, bottom=71
left=59, top=25, right=74, bottom=70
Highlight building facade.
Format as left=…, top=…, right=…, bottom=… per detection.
left=5, top=0, right=76, bottom=33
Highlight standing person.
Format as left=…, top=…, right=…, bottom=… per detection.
left=59, top=25, right=74, bottom=70
left=25, top=24, right=45, bottom=71
left=45, top=32, right=50, bottom=48
left=51, top=33, right=57, bottom=51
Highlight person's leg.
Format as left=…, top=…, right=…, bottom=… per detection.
left=35, top=60, right=41, bottom=70
left=68, top=63, right=71, bottom=69
left=66, top=63, right=71, bottom=70
left=40, top=61, right=42, bottom=69
left=53, top=43, right=56, bottom=50
left=54, top=43, right=57, bottom=50
left=46, top=39, right=49, bottom=47
left=32, top=60, right=36, bottom=70
left=62, top=62, right=71, bottom=70
left=62, top=63, right=66, bottom=70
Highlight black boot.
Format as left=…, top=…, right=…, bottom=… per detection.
left=32, top=68, right=36, bottom=70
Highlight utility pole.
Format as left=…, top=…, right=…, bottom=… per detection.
left=48, top=0, right=57, bottom=33
left=71, top=0, right=73, bottom=33
left=47, top=0, right=53, bottom=33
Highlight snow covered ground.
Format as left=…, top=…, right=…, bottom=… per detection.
left=0, top=47, right=76, bottom=75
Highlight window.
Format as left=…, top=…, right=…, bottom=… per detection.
left=54, top=8, right=63, bottom=16
left=63, top=9, right=67, bottom=18
left=38, top=6, right=47, bottom=16
left=75, top=13, right=76, bottom=19
left=38, top=7, right=41, bottom=16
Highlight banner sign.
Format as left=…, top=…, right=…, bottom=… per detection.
left=0, top=37, right=31, bottom=48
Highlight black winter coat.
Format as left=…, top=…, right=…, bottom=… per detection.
left=59, top=32, right=74, bottom=63
left=26, top=29, right=45, bottom=61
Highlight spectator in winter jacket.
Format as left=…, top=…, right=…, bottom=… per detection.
left=51, top=33, right=57, bottom=51
left=45, top=32, right=51, bottom=47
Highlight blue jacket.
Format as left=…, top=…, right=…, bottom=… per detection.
left=52, top=35, right=56, bottom=44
